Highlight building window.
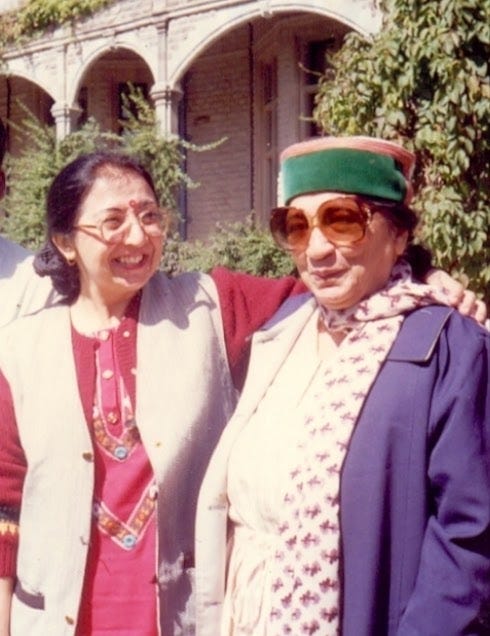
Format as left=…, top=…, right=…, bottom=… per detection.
left=260, top=59, right=278, bottom=214
left=301, top=38, right=336, bottom=138
left=77, top=86, right=88, bottom=127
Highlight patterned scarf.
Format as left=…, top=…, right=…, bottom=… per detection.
left=268, top=260, right=451, bottom=635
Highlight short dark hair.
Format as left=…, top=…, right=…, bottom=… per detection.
left=364, top=196, right=433, bottom=278
left=364, top=197, right=419, bottom=240
left=0, top=118, right=6, bottom=165
left=34, top=151, right=158, bottom=303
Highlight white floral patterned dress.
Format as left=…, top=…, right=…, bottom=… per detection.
left=222, top=310, right=331, bottom=635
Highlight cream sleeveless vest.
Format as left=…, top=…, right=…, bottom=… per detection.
left=0, top=271, right=236, bottom=636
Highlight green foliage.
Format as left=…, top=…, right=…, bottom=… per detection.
left=160, top=216, right=295, bottom=279
left=1, top=112, right=120, bottom=249
left=1, top=120, right=56, bottom=248
left=119, top=86, right=224, bottom=211
left=315, top=0, right=490, bottom=304
left=3, top=101, right=291, bottom=276
left=1, top=88, right=213, bottom=250
left=2, top=105, right=293, bottom=277
left=0, top=0, right=115, bottom=45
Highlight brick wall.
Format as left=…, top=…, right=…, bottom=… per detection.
left=80, top=56, right=154, bottom=132
left=184, top=26, right=252, bottom=240
left=0, top=77, right=54, bottom=155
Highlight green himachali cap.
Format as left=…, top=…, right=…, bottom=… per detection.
left=280, top=136, right=416, bottom=205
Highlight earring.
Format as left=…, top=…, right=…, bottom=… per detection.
left=66, top=257, right=76, bottom=267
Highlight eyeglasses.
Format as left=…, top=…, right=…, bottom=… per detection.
left=270, top=197, right=374, bottom=251
left=73, top=207, right=167, bottom=244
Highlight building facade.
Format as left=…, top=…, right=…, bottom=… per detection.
left=0, top=0, right=381, bottom=239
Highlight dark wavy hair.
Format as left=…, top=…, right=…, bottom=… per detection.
left=363, top=196, right=432, bottom=278
left=34, top=152, right=158, bottom=304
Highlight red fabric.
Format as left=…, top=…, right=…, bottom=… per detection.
left=0, top=371, right=23, bottom=577
left=74, top=297, right=158, bottom=635
left=211, top=268, right=305, bottom=390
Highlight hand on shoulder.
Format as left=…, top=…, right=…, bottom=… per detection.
left=425, top=268, right=487, bottom=325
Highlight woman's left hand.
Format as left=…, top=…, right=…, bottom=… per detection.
left=425, top=268, right=487, bottom=324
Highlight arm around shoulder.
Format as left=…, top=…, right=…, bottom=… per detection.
left=211, top=267, right=305, bottom=388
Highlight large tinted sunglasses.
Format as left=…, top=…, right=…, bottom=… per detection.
left=270, top=197, right=374, bottom=251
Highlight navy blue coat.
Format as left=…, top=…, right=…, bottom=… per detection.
left=341, top=306, right=490, bottom=635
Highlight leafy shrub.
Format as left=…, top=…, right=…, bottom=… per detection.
left=0, top=86, right=293, bottom=281
left=2, top=110, right=292, bottom=278
left=1, top=114, right=119, bottom=248
left=120, top=88, right=224, bottom=215
left=161, top=215, right=295, bottom=278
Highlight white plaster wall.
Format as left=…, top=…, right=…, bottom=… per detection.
left=0, top=0, right=23, bottom=10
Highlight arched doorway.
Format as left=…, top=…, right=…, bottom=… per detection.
left=179, top=12, right=349, bottom=240
left=75, top=47, right=154, bottom=134
left=0, top=75, right=54, bottom=156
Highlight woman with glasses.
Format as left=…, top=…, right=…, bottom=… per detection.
left=0, top=151, right=309, bottom=636
left=195, top=137, right=490, bottom=635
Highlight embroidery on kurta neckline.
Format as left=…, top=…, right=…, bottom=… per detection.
left=93, top=415, right=140, bottom=461
left=93, top=481, right=157, bottom=550
left=0, top=519, right=19, bottom=537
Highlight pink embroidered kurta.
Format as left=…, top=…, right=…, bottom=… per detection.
left=75, top=308, right=158, bottom=635
left=0, top=270, right=306, bottom=632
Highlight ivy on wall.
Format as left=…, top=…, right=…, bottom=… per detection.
left=1, top=0, right=116, bottom=46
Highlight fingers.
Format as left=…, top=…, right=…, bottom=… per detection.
left=456, top=289, right=477, bottom=315
left=469, top=298, right=488, bottom=325
left=425, top=268, right=488, bottom=325
left=425, top=268, right=464, bottom=305
left=451, top=289, right=487, bottom=325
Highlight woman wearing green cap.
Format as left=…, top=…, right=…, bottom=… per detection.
left=195, top=136, right=490, bottom=635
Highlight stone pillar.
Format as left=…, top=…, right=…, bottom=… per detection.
left=151, top=16, right=184, bottom=136
left=50, top=103, right=82, bottom=140
left=150, top=82, right=183, bottom=136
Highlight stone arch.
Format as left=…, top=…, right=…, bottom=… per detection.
left=69, top=45, right=155, bottom=134
left=168, top=1, right=381, bottom=87
left=0, top=68, right=56, bottom=104
left=68, top=40, right=156, bottom=107
left=177, top=5, right=369, bottom=239
left=0, top=74, right=54, bottom=156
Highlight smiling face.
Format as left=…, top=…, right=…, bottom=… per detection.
left=290, top=192, right=408, bottom=310
left=53, top=166, right=164, bottom=313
